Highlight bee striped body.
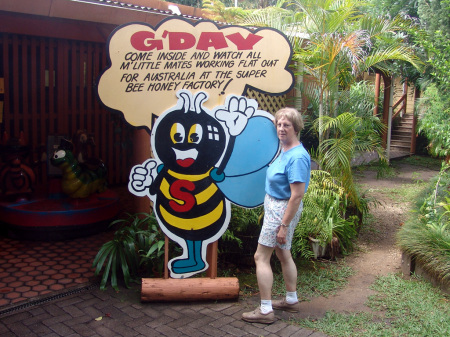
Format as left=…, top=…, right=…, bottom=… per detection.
left=154, top=168, right=229, bottom=242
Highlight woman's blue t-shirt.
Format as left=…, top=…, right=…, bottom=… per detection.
left=265, top=143, right=311, bottom=199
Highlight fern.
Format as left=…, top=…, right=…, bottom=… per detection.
left=292, top=170, right=358, bottom=259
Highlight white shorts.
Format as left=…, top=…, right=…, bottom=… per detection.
left=258, top=194, right=303, bottom=250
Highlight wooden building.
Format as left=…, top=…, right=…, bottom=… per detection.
left=0, top=0, right=206, bottom=193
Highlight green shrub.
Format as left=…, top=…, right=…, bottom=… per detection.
left=397, top=162, right=450, bottom=284
left=93, top=212, right=166, bottom=290
left=292, top=170, right=358, bottom=260
left=417, top=84, right=450, bottom=161
left=219, top=205, right=263, bottom=265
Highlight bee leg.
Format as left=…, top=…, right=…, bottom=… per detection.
left=171, top=240, right=206, bottom=274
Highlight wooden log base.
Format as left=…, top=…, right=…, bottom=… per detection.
left=141, top=277, right=240, bottom=302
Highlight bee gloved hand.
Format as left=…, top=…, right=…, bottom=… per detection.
left=215, top=96, right=257, bottom=136
left=129, top=159, right=157, bottom=196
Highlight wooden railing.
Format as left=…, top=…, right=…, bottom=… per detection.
left=389, top=81, right=418, bottom=154
left=391, top=93, right=407, bottom=121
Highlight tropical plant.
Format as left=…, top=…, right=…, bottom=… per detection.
left=292, top=170, right=358, bottom=260
left=337, top=80, right=384, bottom=118
left=93, top=212, right=166, bottom=290
left=242, top=0, right=419, bottom=137
left=418, top=0, right=450, bottom=39
left=314, top=112, right=386, bottom=211
left=202, top=0, right=247, bottom=23
left=416, top=84, right=450, bottom=162
left=242, top=0, right=420, bottom=229
left=397, top=162, right=450, bottom=284
left=367, top=0, right=420, bottom=17
left=220, top=205, right=263, bottom=264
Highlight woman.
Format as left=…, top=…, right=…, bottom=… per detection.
left=242, top=107, right=311, bottom=324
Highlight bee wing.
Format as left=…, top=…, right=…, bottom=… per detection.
left=217, top=114, right=279, bottom=208
left=217, top=166, right=268, bottom=208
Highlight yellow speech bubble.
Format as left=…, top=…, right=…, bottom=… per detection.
left=97, top=18, right=294, bottom=129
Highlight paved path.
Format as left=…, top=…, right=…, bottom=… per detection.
left=0, top=283, right=328, bottom=337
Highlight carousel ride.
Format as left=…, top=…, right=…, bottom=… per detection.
left=0, top=131, right=120, bottom=240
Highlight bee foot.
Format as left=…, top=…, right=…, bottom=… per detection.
left=171, top=257, right=206, bottom=274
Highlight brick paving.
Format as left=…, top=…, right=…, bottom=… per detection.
left=0, top=230, right=328, bottom=337
left=0, top=231, right=113, bottom=308
left=0, top=284, right=328, bottom=336
left=0, top=184, right=328, bottom=336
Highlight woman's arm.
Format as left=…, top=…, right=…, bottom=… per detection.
left=277, top=182, right=305, bottom=244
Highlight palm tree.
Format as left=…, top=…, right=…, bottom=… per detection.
left=315, top=112, right=386, bottom=210
left=243, top=0, right=420, bottom=200
left=243, top=0, right=421, bottom=141
left=291, top=0, right=421, bottom=140
left=240, top=0, right=422, bottom=251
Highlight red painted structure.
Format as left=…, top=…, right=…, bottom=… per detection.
left=0, top=188, right=119, bottom=240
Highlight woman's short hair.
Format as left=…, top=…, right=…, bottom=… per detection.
left=274, top=107, right=304, bottom=133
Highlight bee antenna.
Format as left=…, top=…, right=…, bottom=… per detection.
left=179, top=91, right=191, bottom=113
left=194, top=92, right=207, bottom=114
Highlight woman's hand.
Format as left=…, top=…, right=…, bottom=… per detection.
left=276, top=225, right=288, bottom=245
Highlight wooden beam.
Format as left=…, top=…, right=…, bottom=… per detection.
left=374, top=72, right=381, bottom=116
left=410, top=87, right=420, bottom=154
left=381, top=75, right=392, bottom=148
left=141, top=277, right=240, bottom=302
left=206, top=241, right=218, bottom=279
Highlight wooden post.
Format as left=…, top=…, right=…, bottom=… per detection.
left=381, top=75, right=392, bottom=148
left=410, top=87, right=420, bottom=154
left=164, top=235, right=169, bottom=279
left=206, top=241, right=218, bottom=279
left=132, top=128, right=151, bottom=214
left=402, top=81, right=408, bottom=118
left=374, top=72, right=381, bottom=116
left=141, top=277, right=239, bottom=302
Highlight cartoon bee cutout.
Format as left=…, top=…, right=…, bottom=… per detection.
left=129, top=90, right=279, bottom=279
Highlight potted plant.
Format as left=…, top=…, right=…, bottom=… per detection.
left=292, top=170, right=357, bottom=260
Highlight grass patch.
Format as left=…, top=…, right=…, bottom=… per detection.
left=353, top=159, right=398, bottom=179
left=368, top=274, right=450, bottom=335
left=294, top=273, right=450, bottom=337
left=230, top=258, right=354, bottom=300
left=292, top=260, right=354, bottom=300
left=395, top=155, right=443, bottom=170
left=370, top=182, right=429, bottom=204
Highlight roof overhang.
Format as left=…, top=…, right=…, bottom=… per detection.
left=0, top=0, right=206, bottom=25
left=0, top=0, right=208, bottom=42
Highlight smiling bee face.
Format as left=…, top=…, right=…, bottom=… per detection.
left=154, top=94, right=226, bottom=175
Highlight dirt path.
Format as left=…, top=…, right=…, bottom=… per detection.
left=297, top=159, right=440, bottom=319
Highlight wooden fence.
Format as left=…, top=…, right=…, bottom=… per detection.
left=0, top=32, right=135, bottom=191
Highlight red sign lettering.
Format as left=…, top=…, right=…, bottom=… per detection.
left=226, top=32, right=264, bottom=50
left=130, top=31, right=263, bottom=51
left=130, top=31, right=163, bottom=51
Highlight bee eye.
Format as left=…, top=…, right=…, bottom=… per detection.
left=170, top=123, right=185, bottom=144
left=188, top=124, right=203, bottom=144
